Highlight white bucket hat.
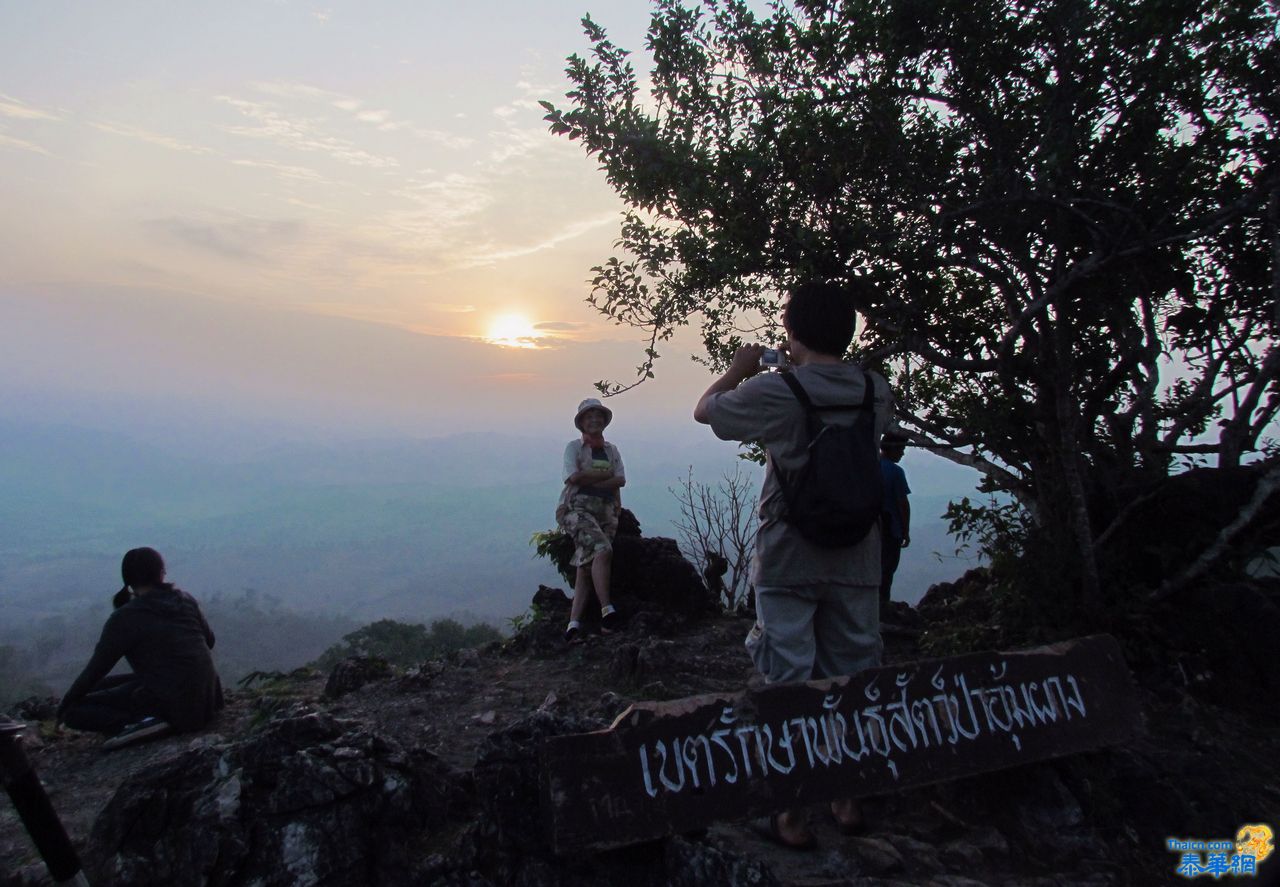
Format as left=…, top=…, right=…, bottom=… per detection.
left=574, top=397, right=613, bottom=431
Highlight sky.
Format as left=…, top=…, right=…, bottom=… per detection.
left=0, top=1, right=986, bottom=627
left=0, top=0, right=728, bottom=444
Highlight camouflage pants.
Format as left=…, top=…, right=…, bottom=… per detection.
left=558, top=494, right=619, bottom=567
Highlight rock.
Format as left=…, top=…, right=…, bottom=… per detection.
left=610, top=643, right=641, bottom=682
left=84, top=712, right=468, bottom=887
left=539, top=509, right=716, bottom=625
left=883, top=834, right=944, bottom=874
left=609, top=639, right=678, bottom=686
left=503, top=587, right=575, bottom=657
left=917, top=568, right=994, bottom=627
left=882, top=599, right=925, bottom=630
left=617, top=508, right=642, bottom=537
left=586, top=691, right=630, bottom=723
left=661, top=834, right=780, bottom=886
left=322, top=656, right=391, bottom=699
left=845, top=835, right=905, bottom=876
left=612, top=534, right=716, bottom=620
left=531, top=584, right=572, bottom=615
left=472, top=710, right=606, bottom=856
left=984, top=767, right=1111, bottom=866
left=1158, top=581, right=1280, bottom=716
left=966, top=825, right=1010, bottom=862
left=1096, top=462, right=1280, bottom=589
left=635, top=640, right=678, bottom=683
left=939, top=840, right=985, bottom=871
left=7, top=696, right=57, bottom=722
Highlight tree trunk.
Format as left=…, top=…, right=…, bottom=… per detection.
left=1044, top=303, right=1102, bottom=609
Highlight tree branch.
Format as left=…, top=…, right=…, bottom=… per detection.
left=1153, top=461, right=1280, bottom=601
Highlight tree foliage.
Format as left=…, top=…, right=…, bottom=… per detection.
left=545, top=0, right=1278, bottom=609
left=312, top=618, right=502, bottom=671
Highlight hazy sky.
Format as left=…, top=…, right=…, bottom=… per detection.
left=0, top=0, right=727, bottom=443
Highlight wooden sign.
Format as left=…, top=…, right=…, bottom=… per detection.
left=540, top=634, right=1139, bottom=854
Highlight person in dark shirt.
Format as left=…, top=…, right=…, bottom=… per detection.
left=879, top=432, right=912, bottom=611
left=57, top=547, right=224, bottom=746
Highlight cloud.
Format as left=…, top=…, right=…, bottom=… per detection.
left=91, top=121, right=216, bottom=155
left=534, top=321, right=587, bottom=331
left=252, top=82, right=348, bottom=104
left=0, top=132, right=52, bottom=156
left=376, top=172, right=495, bottom=255
left=232, top=158, right=328, bottom=183
left=283, top=196, right=340, bottom=214
left=145, top=215, right=304, bottom=261
left=245, top=81, right=472, bottom=149
left=426, top=303, right=477, bottom=313
left=0, top=94, right=61, bottom=121
left=472, top=334, right=560, bottom=351
left=468, top=212, right=617, bottom=264
left=391, top=123, right=473, bottom=149
left=479, top=373, right=540, bottom=383
left=216, top=96, right=399, bottom=169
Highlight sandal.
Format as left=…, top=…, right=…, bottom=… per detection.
left=748, top=813, right=816, bottom=850
left=600, top=609, right=622, bottom=634
left=564, top=625, right=583, bottom=645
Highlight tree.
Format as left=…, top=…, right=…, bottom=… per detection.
left=545, top=0, right=1278, bottom=612
left=313, top=618, right=502, bottom=670
left=670, top=466, right=759, bottom=609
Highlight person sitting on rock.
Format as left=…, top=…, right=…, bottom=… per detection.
left=57, top=547, right=224, bottom=749
left=557, top=398, right=626, bottom=643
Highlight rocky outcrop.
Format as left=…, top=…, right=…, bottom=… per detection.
left=323, top=656, right=392, bottom=699
left=437, top=711, right=780, bottom=886
left=84, top=713, right=468, bottom=886
left=1096, top=461, right=1280, bottom=590
left=6, top=560, right=1278, bottom=887
left=538, top=508, right=716, bottom=629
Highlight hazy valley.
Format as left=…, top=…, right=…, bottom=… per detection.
left=0, top=418, right=976, bottom=701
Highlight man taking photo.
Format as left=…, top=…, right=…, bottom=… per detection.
left=693, top=279, right=893, bottom=848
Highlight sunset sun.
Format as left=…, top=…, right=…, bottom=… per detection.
left=484, top=313, right=540, bottom=349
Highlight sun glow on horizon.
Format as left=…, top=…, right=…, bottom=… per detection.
left=484, top=313, right=541, bottom=349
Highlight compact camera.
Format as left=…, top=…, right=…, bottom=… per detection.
left=759, top=348, right=789, bottom=369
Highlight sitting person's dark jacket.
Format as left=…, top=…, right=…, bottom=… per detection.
left=58, top=548, right=224, bottom=735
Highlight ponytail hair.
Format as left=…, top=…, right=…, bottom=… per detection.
left=121, top=547, right=166, bottom=589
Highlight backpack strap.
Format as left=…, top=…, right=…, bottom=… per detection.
left=780, top=369, right=876, bottom=439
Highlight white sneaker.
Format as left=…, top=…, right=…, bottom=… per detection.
left=102, top=716, right=172, bottom=750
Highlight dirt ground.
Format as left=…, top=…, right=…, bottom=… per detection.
left=4, top=604, right=1278, bottom=886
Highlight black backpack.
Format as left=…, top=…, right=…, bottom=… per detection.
left=775, top=370, right=884, bottom=548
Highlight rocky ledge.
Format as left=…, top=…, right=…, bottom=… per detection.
left=4, top=571, right=1280, bottom=886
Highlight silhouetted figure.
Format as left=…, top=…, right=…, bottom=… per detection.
left=57, top=548, right=224, bottom=749
left=879, top=432, right=912, bottom=612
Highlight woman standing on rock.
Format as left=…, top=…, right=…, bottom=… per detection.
left=56, top=547, right=224, bottom=749
left=557, top=398, right=626, bottom=643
